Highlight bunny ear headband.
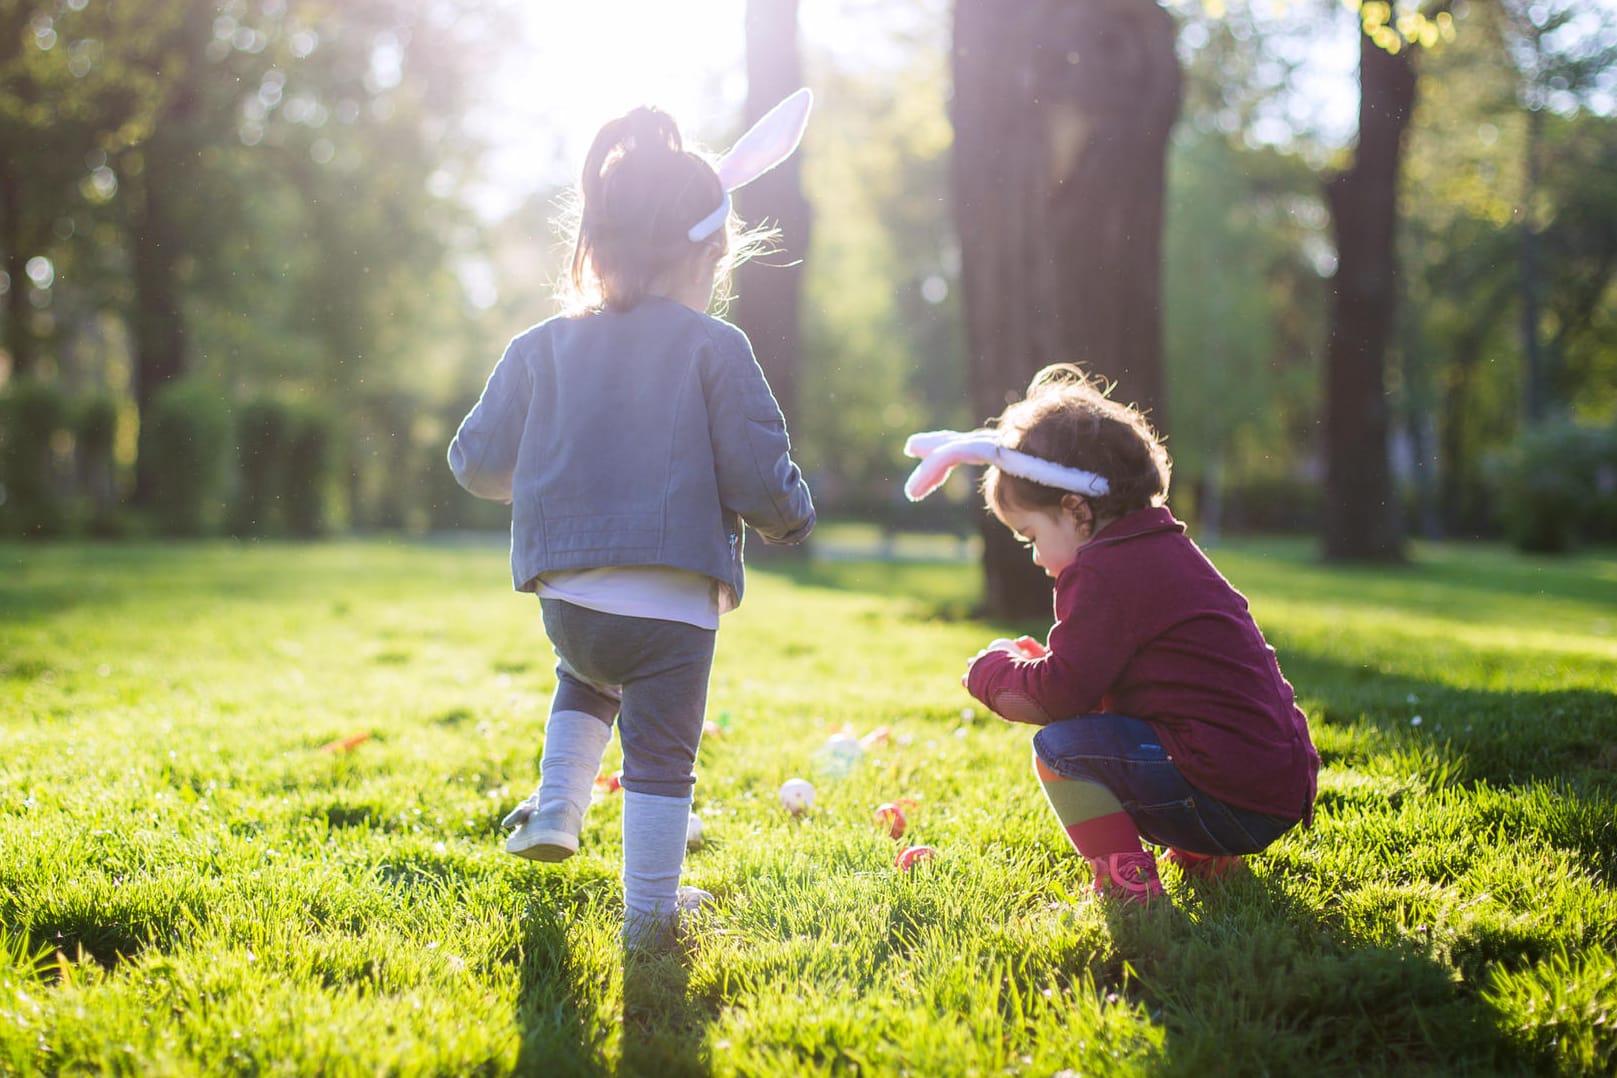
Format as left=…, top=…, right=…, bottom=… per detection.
left=686, top=87, right=814, bottom=242
left=902, top=429, right=1111, bottom=503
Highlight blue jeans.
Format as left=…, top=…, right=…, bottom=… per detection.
left=1032, top=713, right=1296, bottom=857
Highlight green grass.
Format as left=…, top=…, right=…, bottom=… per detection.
left=2, top=535, right=1614, bottom=1076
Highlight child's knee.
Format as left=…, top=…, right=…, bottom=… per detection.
left=1031, top=742, right=1063, bottom=783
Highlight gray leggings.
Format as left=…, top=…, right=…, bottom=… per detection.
left=539, top=598, right=716, bottom=799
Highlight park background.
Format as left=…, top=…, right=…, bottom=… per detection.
left=2, top=1, right=1616, bottom=1075
left=1, top=0, right=1615, bottom=596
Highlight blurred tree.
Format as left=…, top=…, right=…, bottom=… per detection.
left=1319, top=7, right=1431, bottom=563
left=734, top=0, right=811, bottom=429
left=1398, top=0, right=1617, bottom=536
left=1165, top=6, right=1333, bottom=538
left=953, top=0, right=1180, bottom=617
left=0, top=0, right=153, bottom=381
left=796, top=8, right=967, bottom=512
left=1487, top=0, right=1617, bottom=421
left=1164, top=131, right=1325, bottom=539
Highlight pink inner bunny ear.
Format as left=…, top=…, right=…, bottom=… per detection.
left=715, top=88, right=814, bottom=191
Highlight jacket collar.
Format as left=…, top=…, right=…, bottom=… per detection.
left=1077, top=505, right=1184, bottom=557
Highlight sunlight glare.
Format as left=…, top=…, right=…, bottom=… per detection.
left=475, top=0, right=745, bottom=218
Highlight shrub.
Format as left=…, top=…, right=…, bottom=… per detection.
left=75, top=394, right=126, bottom=537
left=1220, top=475, right=1322, bottom=535
left=231, top=396, right=296, bottom=537
left=0, top=379, right=70, bottom=537
left=1489, top=419, right=1617, bottom=554
left=283, top=404, right=335, bottom=538
left=143, top=378, right=234, bottom=536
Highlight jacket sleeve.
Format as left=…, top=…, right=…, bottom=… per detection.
left=702, top=326, right=815, bottom=544
left=965, top=565, right=1134, bottom=723
left=447, top=338, right=531, bottom=502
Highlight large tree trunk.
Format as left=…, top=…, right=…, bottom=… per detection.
left=953, top=0, right=1180, bottom=618
left=1321, top=29, right=1415, bottom=562
left=129, top=142, right=189, bottom=506
left=732, top=0, right=810, bottom=428
left=0, top=164, right=36, bottom=380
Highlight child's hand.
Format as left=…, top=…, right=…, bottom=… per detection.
left=1013, top=635, right=1048, bottom=658
left=961, top=639, right=1018, bottom=686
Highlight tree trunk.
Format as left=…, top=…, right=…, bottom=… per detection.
left=953, top=0, right=1180, bottom=618
left=1519, top=101, right=1546, bottom=422
left=1321, top=29, right=1415, bottom=563
left=129, top=143, right=189, bottom=506
left=733, top=0, right=810, bottom=429
left=0, top=164, right=36, bottom=380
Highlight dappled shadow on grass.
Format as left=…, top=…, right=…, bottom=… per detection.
left=13, top=879, right=207, bottom=977
left=1106, top=869, right=1530, bottom=1073
left=1293, top=646, right=1617, bottom=804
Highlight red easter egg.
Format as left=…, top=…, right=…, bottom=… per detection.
left=896, top=844, right=936, bottom=871
left=874, top=802, right=907, bottom=839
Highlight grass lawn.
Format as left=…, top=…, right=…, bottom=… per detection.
left=2, top=535, right=1614, bottom=1076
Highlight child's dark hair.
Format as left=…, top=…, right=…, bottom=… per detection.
left=983, top=364, right=1171, bottom=521
left=562, top=106, right=768, bottom=314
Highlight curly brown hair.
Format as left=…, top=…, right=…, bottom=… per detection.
left=982, top=364, right=1171, bottom=522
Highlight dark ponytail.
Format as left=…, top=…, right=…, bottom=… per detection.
left=566, top=107, right=724, bottom=313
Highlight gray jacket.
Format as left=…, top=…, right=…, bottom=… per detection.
left=448, top=298, right=815, bottom=606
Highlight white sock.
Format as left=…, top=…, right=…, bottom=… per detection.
left=621, top=789, right=692, bottom=948
left=535, top=710, right=613, bottom=829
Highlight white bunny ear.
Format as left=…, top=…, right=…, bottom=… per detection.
left=899, top=427, right=1112, bottom=502
left=715, top=88, right=814, bottom=191
left=688, top=88, right=813, bottom=242
left=905, top=429, right=986, bottom=460
left=903, top=430, right=1000, bottom=502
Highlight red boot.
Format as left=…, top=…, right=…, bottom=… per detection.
left=1086, top=851, right=1166, bottom=906
left=1164, top=847, right=1245, bottom=881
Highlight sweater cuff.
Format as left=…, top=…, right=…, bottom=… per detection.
left=964, top=649, right=1007, bottom=706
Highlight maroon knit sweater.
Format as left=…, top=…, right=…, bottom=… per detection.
left=966, top=506, right=1319, bottom=823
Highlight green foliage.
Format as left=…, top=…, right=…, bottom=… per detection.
left=0, top=378, right=70, bottom=537
left=231, top=395, right=335, bottom=538
left=798, top=24, right=968, bottom=503
left=141, top=378, right=233, bottom=537
left=1489, top=418, right=1617, bottom=554
left=283, top=404, right=335, bottom=538
left=1163, top=128, right=1325, bottom=502
left=0, top=537, right=1613, bottom=1073
left=73, top=394, right=118, bottom=460
left=231, top=396, right=295, bottom=537
left=73, top=393, right=126, bottom=537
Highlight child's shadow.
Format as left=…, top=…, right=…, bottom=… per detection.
left=1101, top=869, right=1527, bottom=1073
left=619, top=946, right=710, bottom=1078
left=511, top=899, right=712, bottom=1078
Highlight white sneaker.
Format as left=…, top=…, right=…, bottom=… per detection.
left=624, top=888, right=717, bottom=953
left=676, top=885, right=715, bottom=913
left=503, top=799, right=581, bottom=862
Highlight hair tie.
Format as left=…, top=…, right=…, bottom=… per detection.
left=902, top=429, right=1110, bottom=502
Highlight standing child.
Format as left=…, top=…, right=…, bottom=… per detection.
left=902, top=364, right=1318, bottom=905
left=449, top=94, right=816, bottom=948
